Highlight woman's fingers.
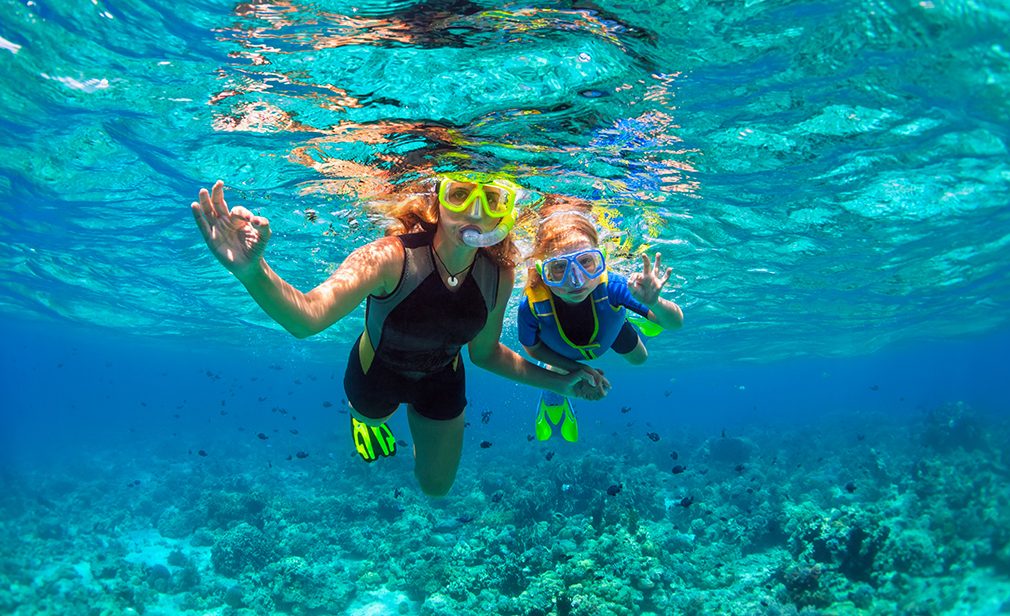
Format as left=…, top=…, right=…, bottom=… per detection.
left=641, top=253, right=652, bottom=276
left=191, top=203, right=212, bottom=237
left=211, top=180, right=229, bottom=217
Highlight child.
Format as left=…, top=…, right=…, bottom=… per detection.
left=517, top=199, right=684, bottom=442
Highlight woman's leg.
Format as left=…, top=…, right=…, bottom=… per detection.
left=406, top=405, right=465, bottom=497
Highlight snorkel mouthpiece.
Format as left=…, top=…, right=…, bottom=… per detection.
left=461, top=211, right=516, bottom=247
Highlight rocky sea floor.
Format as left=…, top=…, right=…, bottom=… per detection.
left=2, top=401, right=1008, bottom=616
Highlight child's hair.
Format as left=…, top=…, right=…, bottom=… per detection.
left=527, top=194, right=599, bottom=289
left=381, top=180, right=522, bottom=269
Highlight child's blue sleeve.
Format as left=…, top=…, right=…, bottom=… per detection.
left=607, top=273, right=651, bottom=317
left=517, top=299, right=541, bottom=347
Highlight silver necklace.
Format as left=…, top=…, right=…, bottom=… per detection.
left=431, top=246, right=472, bottom=287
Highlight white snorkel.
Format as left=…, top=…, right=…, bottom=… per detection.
left=461, top=209, right=516, bottom=247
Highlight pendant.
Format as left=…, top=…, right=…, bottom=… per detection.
left=447, top=275, right=458, bottom=287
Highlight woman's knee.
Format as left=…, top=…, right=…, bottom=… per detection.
left=415, top=470, right=455, bottom=497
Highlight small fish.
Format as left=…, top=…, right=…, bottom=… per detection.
left=646, top=432, right=660, bottom=442
left=526, top=434, right=535, bottom=442
left=286, top=455, right=292, bottom=461
left=397, top=439, right=408, bottom=447
left=857, top=434, right=866, bottom=441
left=491, top=492, right=503, bottom=503
left=679, top=496, right=694, bottom=508
left=197, top=450, right=208, bottom=457
left=480, top=441, right=493, bottom=449
left=295, top=451, right=309, bottom=459
left=721, top=428, right=727, bottom=438
left=579, top=89, right=606, bottom=98
left=457, top=514, right=474, bottom=524
left=869, top=384, right=879, bottom=391
left=258, top=396, right=267, bottom=402
left=671, top=465, right=687, bottom=474
left=290, top=429, right=299, bottom=435
left=606, top=483, right=623, bottom=496
left=464, top=422, right=471, bottom=428
left=257, top=433, right=269, bottom=440
left=734, top=464, right=745, bottom=473
left=481, top=410, right=492, bottom=424
left=670, top=451, right=679, bottom=460
left=219, top=410, right=227, bottom=416
left=322, top=401, right=333, bottom=408
left=620, top=406, right=632, bottom=414
left=664, top=390, right=672, bottom=397
left=845, top=481, right=856, bottom=493
left=393, top=488, right=404, bottom=499
left=545, top=451, right=555, bottom=461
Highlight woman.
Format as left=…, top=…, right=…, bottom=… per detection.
left=518, top=198, right=684, bottom=442
left=191, top=174, right=607, bottom=496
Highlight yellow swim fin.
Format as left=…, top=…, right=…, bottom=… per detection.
left=535, top=391, right=578, bottom=443
left=351, top=416, right=396, bottom=462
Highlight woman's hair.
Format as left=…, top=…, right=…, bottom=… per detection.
left=527, top=194, right=599, bottom=290
left=381, top=181, right=522, bottom=270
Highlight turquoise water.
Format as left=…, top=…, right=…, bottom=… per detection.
left=2, top=1, right=1009, bottom=614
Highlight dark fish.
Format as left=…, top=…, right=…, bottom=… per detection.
left=606, top=483, right=623, bottom=496
left=457, top=514, right=474, bottom=524
left=845, top=481, right=856, bottom=493
left=198, top=450, right=208, bottom=457
left=664, top=390, right=672, bottom=397
left=464, top=422, right=471, bottom=428
left=268, top=461, right=272, bottom=468
left=393, top=488, right=404, bottom=499
left=734, top=464, right=745, bottom=473
left=173, top=414, right=180, bottom=419
left=721, top=428, right=727, bottom=438
left=286, top=455, right=292, bottom=461
left=679, top=496, right=694, bottom=508
left=481, top=410, right=492, bottom=424
left=646, top=432, right=660, bottom=442
left=620, top=406, right=632, bottom=414
left=869, top=384, right=879, bottom=391
left=545, top=451, right=555, bottom=461
left=290, top=429, right=299, bottom=435
left=295, top=451, right=309, bottom=459
left=527, top=434, right=535, bottom=442
left=219, top=410, right=227, bottom=416
left=397, top=440, right=408, bottom=447
left=257, top=433, right=269, bottom=440
left=258, top=396, right=267, bottom=401
left=480, top=441, right=493, bottom=449
left=491, top=492, right=503, bottom=503
left=322, top=401, right=333, bottom=407
left=579, top=89, right=606, bottom=98
left=857, top=434, right=866, bottom=441
left=672, top=465, right=687, bottom=474
left=670, top=451, right=679, bottom=460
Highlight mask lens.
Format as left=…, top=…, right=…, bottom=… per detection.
left=482, top=186, right=511, bottom=215
left=576, top=251, right=605, bottom=276
left=544, top=259, right=569, bottom=284
left=442, top=181, right=476, bottom=208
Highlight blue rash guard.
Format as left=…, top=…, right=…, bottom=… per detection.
left=518, top=271, right=651, bottom=361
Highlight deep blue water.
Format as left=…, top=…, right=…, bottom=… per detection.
left=2, top=0, right=1010, bottom=614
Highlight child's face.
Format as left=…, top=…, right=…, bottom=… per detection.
left=544, top=237, right=604, bottom=304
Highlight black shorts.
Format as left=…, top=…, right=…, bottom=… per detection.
left=343, top=339, right=467, bottom=421
left=611, top=320, right=643, bottom=355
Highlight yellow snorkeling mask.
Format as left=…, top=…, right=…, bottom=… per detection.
left=436, top=171, right=522, bottom=247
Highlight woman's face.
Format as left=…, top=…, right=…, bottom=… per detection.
left=544, top=236, right=603, bottom=304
